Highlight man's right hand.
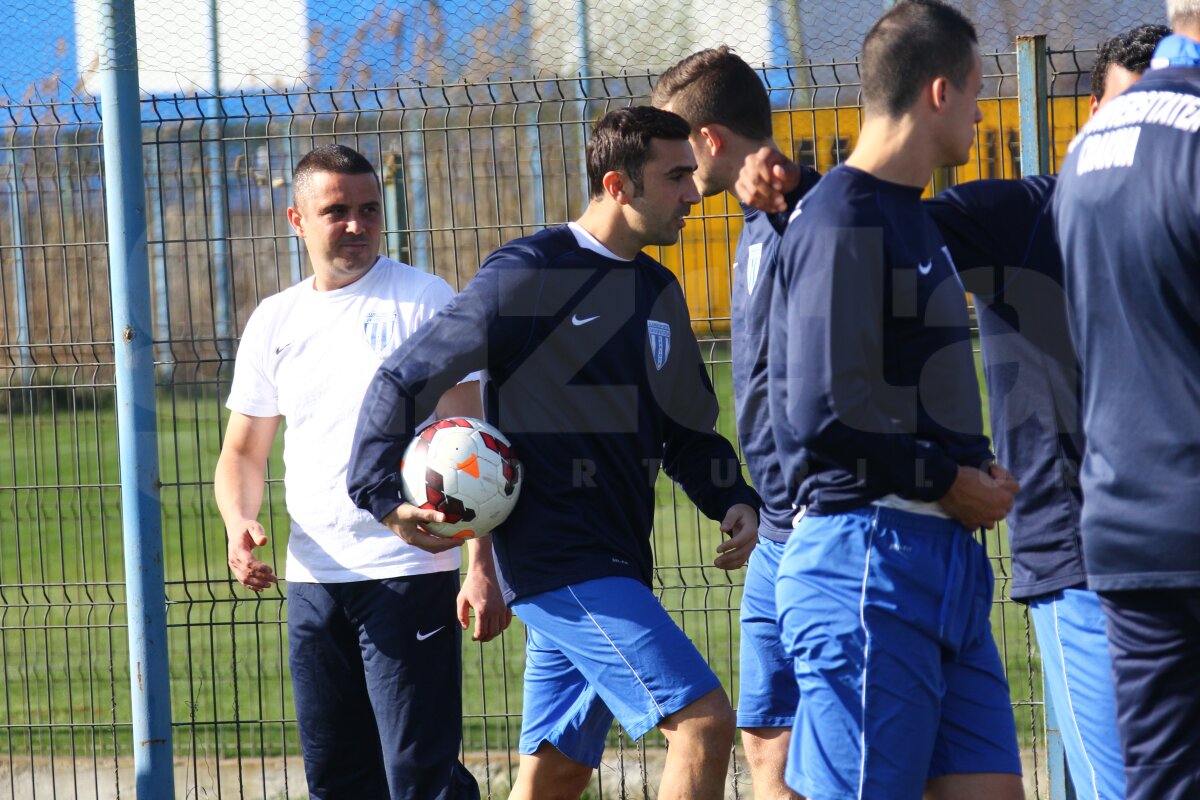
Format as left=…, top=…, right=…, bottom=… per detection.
left=940, top=464, right=1020, bottom=529
left=735, top=146, right=803, bottom=213
left=383, top=503, right=469, bottom=554
left=226, top=520, right=279, bottom=592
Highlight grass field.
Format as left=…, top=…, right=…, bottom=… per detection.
left=0, top=338, right=1045, bottom=778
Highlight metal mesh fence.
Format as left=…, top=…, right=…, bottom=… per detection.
left=0, top=1, right=1139, bottom=795
left=0, top=0, right=1168, bottom=104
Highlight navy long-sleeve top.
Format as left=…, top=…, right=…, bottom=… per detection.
left=927, top=176, right=1087, bottom=601
left=1055, top=65, right=1200, bottom=591
left=731, top=170, right=822, bottom=541
left=348, top=225, right=760, bottom=602
left=769, top=165, right=993, bottom=513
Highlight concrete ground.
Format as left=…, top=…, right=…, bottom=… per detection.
left=0, top=747, right=1048, bottom=799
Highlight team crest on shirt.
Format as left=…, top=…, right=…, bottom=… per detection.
left=647, top=320, right=671, bottom=370
left=746, top=242, right=763, bottom=295
left=362, top=311, right=398, bottom=356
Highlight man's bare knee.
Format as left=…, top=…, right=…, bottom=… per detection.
left=510, top=743, right=594, bottom=800
left=924, top=772, right=1024, bottom=800
left=660, top=688, right=736, bottom=752
left=741, top=727, right=801, bottom=800
left=742, top=726, right=789, bottom=766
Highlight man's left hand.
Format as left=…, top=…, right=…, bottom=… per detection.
left=457, top=537, right=513, bottom=642
left=714, top=503, right=758, bottom=570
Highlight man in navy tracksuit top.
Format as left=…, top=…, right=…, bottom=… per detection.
left=1055, top=10, right=1200, bottom=798
left=347, top=107, right=761, bottom=800
left=769, top=3, right=1023, bottom=798
left=652, top=46, right=821, bottom=800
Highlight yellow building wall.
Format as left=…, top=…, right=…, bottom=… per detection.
left=649, top=96, right=1090, bottom=336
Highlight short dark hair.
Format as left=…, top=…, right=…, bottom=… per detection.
left=586, top=106, right=691, bottom=199
left=1091, top=24, right=1171, bottom=100
left=860, top=0, right=979, bottom=117
left=293, top=144, right=379, bottom=200
left=650, top=46, right=773, bottom=141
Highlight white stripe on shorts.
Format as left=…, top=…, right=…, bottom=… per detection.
left=566, top=584, right=665, bottom=718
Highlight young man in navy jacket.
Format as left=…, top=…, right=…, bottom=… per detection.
left=769, top=2, right=1023, bottom=798
left=348, top=106, right=760, bottom=800
left=652, top=46, right=820, bottom=800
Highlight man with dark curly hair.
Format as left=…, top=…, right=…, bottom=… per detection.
left=1090, top=23, right=1172, bottom=114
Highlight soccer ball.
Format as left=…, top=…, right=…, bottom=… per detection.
left=399, top=417, right=523, bottom=539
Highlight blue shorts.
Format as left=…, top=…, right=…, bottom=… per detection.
left=511, top=576, right=722, bottom=768
left=776, top=506, right=1021, bottom=800
left=1100, top=588, right=1200, bottom=800
left=737, top=535, right=798, bottom=728
left=1029, top=587, right=1123, bottom=800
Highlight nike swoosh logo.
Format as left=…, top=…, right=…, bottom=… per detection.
left=415, top=626, right=445, bottom=641
left=275, top=342, right=293, bottom=355
left=571, top=314, right=600, bottom=326
left=917, top=261, right=933, bottom=275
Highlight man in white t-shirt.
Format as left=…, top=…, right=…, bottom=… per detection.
left=214, top=144, right=507, bottom=799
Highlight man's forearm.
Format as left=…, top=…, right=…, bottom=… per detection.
left=466, top=534, right=498, bottom=575
left=214, top=452, right=268, bottom=530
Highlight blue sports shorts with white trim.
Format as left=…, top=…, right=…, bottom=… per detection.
left=738, top=535, right=798, bottom=728
left=775, top=506, right=1021, bottom=800
left=511, top=576, right=722, bottom=768
left=1029, top=587, right=1123, bottom=800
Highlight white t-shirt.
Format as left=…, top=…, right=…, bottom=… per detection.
left=226, top=256, right=463, bottom=583
left=567, top=221, right=633, bottom=261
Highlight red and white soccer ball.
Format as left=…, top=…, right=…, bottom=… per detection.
left=400, top=417, right=523, bottom=539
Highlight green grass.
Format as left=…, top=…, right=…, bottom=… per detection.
left=0, top=339, right=1044, bottom=766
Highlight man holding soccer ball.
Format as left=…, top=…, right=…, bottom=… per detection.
left=214, top=144, right=507, bottom=799
left=349, top=106, right=761, bottom=800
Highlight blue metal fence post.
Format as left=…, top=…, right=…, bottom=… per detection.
left=384, top=153, right=407, bottom=263
left=1017, top=34, right=1051, bottom=176
left=1045, top=668, right=1078, bottom=799
left=1019, top=32, right=1067, bottom=797
left=526, top=116, right=547, bottom=227
left=403, top=116, right=433, bottom=273
left=283, top=131, right=304, bottom=285
left=5, top=146, right=31, bottom=385
left=208, top=0, right=233, bottom=357
left=146, top=145, right=172, bottom=371
left=576, top=0, right=592, bottom=211
left=97, top=1, right=175, bottom=796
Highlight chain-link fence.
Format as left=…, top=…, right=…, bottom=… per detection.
left=3, top=0, right=1165, bottom=105
left=0, top=0, right=1156, bottom=796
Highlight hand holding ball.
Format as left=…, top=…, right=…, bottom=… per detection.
left=400, top=417, right=522, bottom=539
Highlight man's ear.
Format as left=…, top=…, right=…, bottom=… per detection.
left=699, top=125, right=724, bottom=157
left=287, top=206, right=305, bottom=237
left=930, top=76, right=950, bottom=113
left=602, top=170, right=632, bottom=204
left=1089, top=94, right=1101, bottom=117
